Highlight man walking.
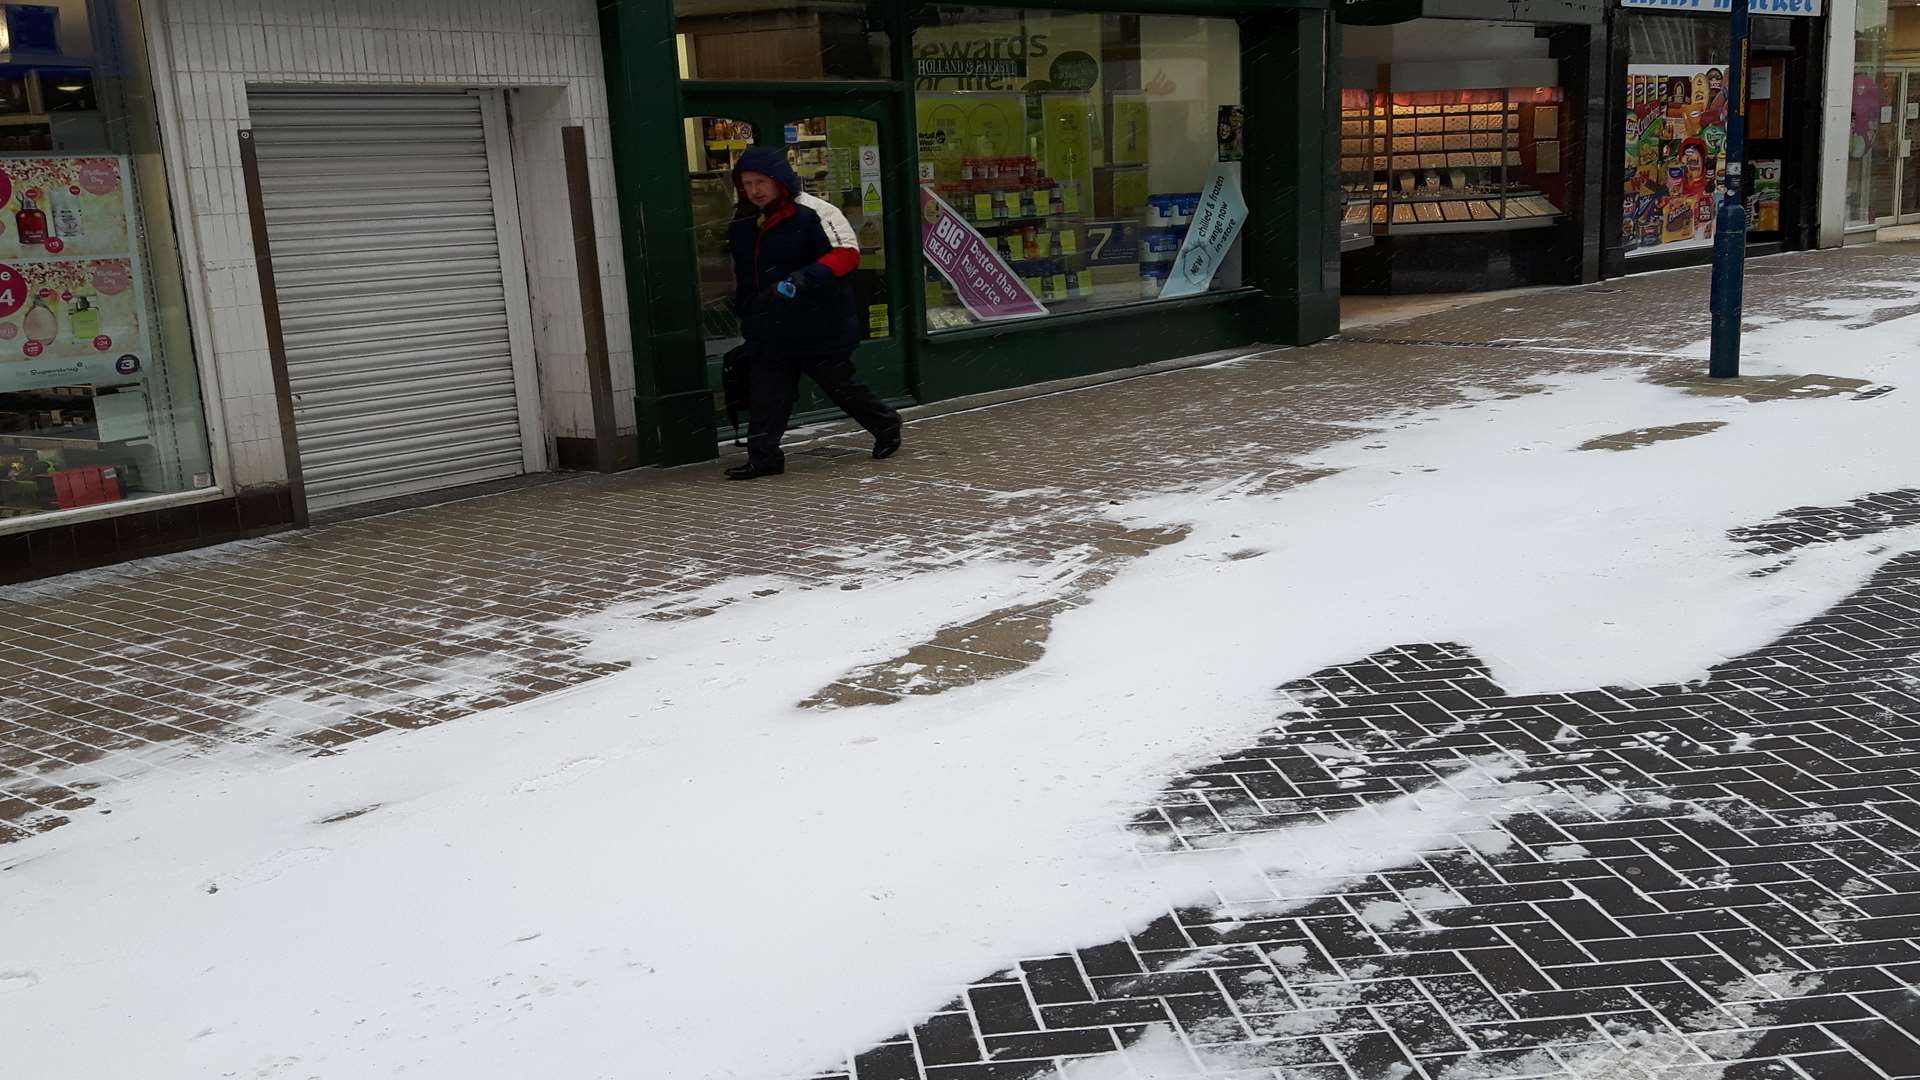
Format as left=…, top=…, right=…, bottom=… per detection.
left=725, top=146, right=902, bottom=480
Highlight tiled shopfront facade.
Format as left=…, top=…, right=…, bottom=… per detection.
left=4, top=0, right=634, bottom=581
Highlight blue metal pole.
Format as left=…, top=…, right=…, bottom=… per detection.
left=1708, top=0, right=1752, bottom=379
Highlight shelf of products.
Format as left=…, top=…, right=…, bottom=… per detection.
left=925, top=155, right=1202, bottom=329
left=0, top=384, right=142, bottom=517
left=1341, top=87, right=1566, bottom=238
left=696, top=117, right=755, bottom=174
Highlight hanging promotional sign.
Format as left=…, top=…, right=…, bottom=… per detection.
left=0, top=155, right=153, bottom=392
left=1159, top=165, right=1248, bottom=300
left=1620, top=0, right=1819, bottom=14
left=919, top=186, right=1046, bottom=321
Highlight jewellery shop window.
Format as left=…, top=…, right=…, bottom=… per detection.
left=1341, top=83, right=1570, bottom=236
left=913, top=8, right=1247, bottom=331
left=0, top=0, right=211, bottom=527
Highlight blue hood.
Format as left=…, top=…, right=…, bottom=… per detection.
left=733, top=146, right=804, bottom=203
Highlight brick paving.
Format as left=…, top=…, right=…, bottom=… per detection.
left=821, top=539, right=1920, bottom=1080
left=6, top=242, right=1920, bottom=1077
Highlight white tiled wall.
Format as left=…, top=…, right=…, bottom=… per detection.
left=150, top=0, right=636, bottom=492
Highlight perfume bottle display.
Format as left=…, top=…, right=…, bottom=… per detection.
left=51, top=189, right=83, bottom=241
left=0, top=159, right=140, bottom=362
left=22, top=295, right=57, bottom=343
left=0, top=262, right=141, bottom=359
left=0, top=157, right=131, bottom=258
left=67, top=295, right=99, bottom=343
left=15, top=195, right=47, bottom=246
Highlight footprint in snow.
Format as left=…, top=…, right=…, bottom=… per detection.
left=203, top=846, right=333, bottom=895
left=516, top=756, right=606, bottom=794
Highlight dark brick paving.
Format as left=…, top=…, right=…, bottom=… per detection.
left=1731, top=491, right=1920, bottom=558
left=818, top=502, right=1920, bottom=1079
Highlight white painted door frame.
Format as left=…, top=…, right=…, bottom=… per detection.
left=474, top=88, right=549, bottom=475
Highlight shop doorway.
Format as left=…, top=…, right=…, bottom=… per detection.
left=1855, top=68, right=1920, bottom=226
left=248, top=89, right=544, bottom=511
left=680, top=92, right=908, bottom=435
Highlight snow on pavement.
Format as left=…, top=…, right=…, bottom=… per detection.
left=5, top=307, right=1920, bottom=1079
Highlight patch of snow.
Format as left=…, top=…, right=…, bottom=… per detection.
left=983, top=486, right=1066, bottom=504
left=1403, top=885, right=1470, bottom=911
left=1358, top=899, right=1410, bottom=929
left=1300, top=743, right=1368, bottom=761
left=1267, top=945, right=1311, bottom=968
left=1056, top=1025, right=1197, bottom=1079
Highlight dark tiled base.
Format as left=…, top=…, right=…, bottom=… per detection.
left=553, top=434, right=643, bottom=473
left=835, top=537, right=1920, bottom=1080
left=0, top=488, right=295, bottom=585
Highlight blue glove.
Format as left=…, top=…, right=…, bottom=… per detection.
left=753, top=273, right=807, bottom=312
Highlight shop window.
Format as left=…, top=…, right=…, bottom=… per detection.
left=1850, top=1, right=1891, bottom=227
left=686, top=115, right=757, bottom=368
left=1, top=0, right=212, bottom=528
left=912, top=8, right=1246, bottom=331
left=675, top=2, right=891, bottom=81
left=1341, top=23, right=1571, bottom=250
left=1341, top=86, right=1568, bottom=235
left=684, top=113, right=892, bottom=377
left=1621, top=13, right=1797, bottom=255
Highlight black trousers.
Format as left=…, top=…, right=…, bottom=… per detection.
left=746, top=348, right=900, bottom=467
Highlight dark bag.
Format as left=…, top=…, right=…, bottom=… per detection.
left=721, top=344, right=752, bottom=446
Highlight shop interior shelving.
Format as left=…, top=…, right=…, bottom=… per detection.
left=1341, top=90, right=1564, bottom=238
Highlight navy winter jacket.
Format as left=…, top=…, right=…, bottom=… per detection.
left=728, top=146, right=862, bottom=355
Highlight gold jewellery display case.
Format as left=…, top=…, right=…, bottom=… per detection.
left=1341, top=61, right=1570, bottom=238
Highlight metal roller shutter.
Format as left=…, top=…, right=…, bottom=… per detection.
left=249, top=90, right=530, bottom=510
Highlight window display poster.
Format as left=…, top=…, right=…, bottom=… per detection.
left=824, top=115, right=880, bottom=202
left=1751, top=159, right=1782, bottom=233
left=1623, top=65, right=1731, bottom=257
left=0, top=157, right=132, bottom=259
left=915, top=93, right=1026, bottom=184
left=0, top=155, right=153, bottom=391
left=1217, top=105, right=1244, bottom=162
left=920, top=185, right=1046, bottom=321
left=1160, top=164, right=1247, bottom=300
left=1111, top=95, right=1151, bottom=163
left=1040, top=93, right=1096, bottom=201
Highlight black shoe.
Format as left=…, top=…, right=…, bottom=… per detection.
left=873, top=429, right=902, bottom=460
left=725, top=459, right=784, bottom=481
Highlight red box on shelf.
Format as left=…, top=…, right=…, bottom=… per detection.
left=51, top=466, right=123, bottom=509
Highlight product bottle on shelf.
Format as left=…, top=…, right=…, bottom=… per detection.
left=68, top=296, right=99, bottom=343
left=51, top=189, right=83, bottom=241
left=23, top=295, right=57, bottom=343
left=15, top=195, right=48, bottom=246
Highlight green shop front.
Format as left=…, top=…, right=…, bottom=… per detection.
left=600, top=0, right=1340, bottom=466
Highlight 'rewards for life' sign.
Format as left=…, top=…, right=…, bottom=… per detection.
left=919, top=186, right=1046, bottom=322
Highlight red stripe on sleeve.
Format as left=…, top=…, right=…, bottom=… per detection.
left=818, top=247, right=860, bottom=278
